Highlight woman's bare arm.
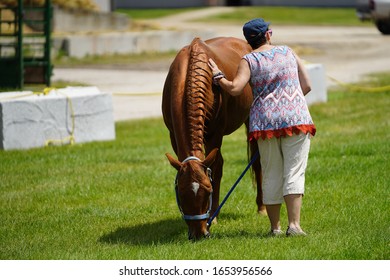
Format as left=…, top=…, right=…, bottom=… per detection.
left=294, top=53, right=312, bottom=96
left=208, top=58, right=251, bottom=96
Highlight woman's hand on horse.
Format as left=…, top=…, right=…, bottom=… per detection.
left=208, top=58, right=221, bottom=76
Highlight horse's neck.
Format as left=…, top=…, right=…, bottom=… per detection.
left=183, top=43, right=214, bottom=160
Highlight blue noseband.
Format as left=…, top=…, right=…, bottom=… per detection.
left=174, top=156, right=213, bottom=221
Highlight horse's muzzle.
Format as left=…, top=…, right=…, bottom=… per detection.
left=188, top=230, right=210, bottom=241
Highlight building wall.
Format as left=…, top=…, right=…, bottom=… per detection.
left=113, top=0, right=357, bottom=9
left=248, top=0, right=356, bottom=7
left=113, top=0, right=211, bottom=9
left=94, top=0, right=112, bottom=12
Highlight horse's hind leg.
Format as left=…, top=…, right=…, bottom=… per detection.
left=249, top=133, right=267, bottom=215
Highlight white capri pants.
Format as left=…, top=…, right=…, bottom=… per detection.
left=257, top=133, right=311, bottom=205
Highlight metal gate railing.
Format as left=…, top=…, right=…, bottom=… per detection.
left=0, top=0, right=52, bottom=89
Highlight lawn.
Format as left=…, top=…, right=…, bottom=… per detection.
left=115, top=7, right=203, bottom=19
left=200, top=6, right=371, bottom=26
left=0, top=73, right=389, bottom=260
left=116, top=6, right=371, bottom=26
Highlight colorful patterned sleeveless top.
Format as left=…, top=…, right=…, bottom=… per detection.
left=243, top=45, right=316, bottom=141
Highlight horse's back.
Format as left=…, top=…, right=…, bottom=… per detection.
left=204, top=37, right=254, bottom=134
left=162, top=37, right=253, bottom=142
left=205, top=37, right=251, bottom=59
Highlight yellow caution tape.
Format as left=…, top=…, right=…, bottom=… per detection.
left=31, top=87, right=56, bottom=96
left=44, top=91, right=76, bottom=147
left=302, top=60, right=390, bottom=93
left=327, top=75, right=390, bottom=93
left=112, top=92, right=161, bottom=97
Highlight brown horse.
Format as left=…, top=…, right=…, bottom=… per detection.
left=162, top=37, right=264, bottom=240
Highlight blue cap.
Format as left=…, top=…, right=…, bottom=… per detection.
left=243, top=18, right=270, bottom=42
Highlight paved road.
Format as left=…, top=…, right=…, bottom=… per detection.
left=53, top=68, right=166, bottom=120
left=52, top=7, right=390, bottom=121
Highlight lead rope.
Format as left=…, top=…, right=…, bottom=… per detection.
left=207, top=150, right=260, bottom=228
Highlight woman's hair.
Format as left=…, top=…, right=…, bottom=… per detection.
left=243, top=18, right=270, bottom=49
left=247, top=32, right=267, bottom=49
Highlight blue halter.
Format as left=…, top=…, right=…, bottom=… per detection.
left=174, top=156, right=213, bottom=221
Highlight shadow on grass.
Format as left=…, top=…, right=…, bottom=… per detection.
left=212, top=230, right=270, bottom=240
left=99, top=218, right=185, bottom=245
left=209, top=212, right=270, bottom=240
left=99, top=212, right=262, bottom=245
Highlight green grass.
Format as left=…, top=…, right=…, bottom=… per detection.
left=0, top=73, right=389, bottom=260
left=116, top=6, right=371, bottom=26
left=53, top=51, right=177, bottom=68
left=202, top=6, right=371, bottom=26
left=0, top=81, right=90, bottom=94
left=115, top=8, right=203, bottom=19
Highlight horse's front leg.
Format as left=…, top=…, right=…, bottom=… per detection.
left=205, top=144, right=223, bottom=225
left=211, top=149, right=223, bottom=224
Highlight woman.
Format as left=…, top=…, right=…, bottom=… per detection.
left=208, top=18, right=316, bottom=237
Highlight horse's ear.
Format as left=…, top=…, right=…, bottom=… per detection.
left=165, top=153, right=182, bottom=171
left=204, top=148, right=219, bottom=167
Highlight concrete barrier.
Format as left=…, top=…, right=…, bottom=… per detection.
left=52, top=7, right=129, bottom=33
left=0, top=87, right=115, bottom=150
left=56, top=30, right=216, bottom=58
left=305, top=63, right=327, bottom=105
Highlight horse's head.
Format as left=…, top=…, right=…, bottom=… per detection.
left=166, top=148, right=218, bottom=240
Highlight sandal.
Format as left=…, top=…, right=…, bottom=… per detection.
left=268, top=229, right=284, bottom=237
left=286, top=226, right=307, bottom=237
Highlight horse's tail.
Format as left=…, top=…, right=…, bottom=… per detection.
left=248, top=139, right=260, bottom=178
left=246, top=123, right=260, bottom=182
left=184, top=38, right=214, bottom=152
left=246, top=122, right=263, bottom=212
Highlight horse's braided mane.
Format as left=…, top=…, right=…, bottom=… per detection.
left=185, top=40, right=214, bottom=154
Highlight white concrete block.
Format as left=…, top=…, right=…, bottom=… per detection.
left=62, top=30, right=216, bottom=58
left=53, top=6, right=129, bottom=33
left=305, top=63, right=327, bottom=106
left=0, top=87, right=115, bottom=150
